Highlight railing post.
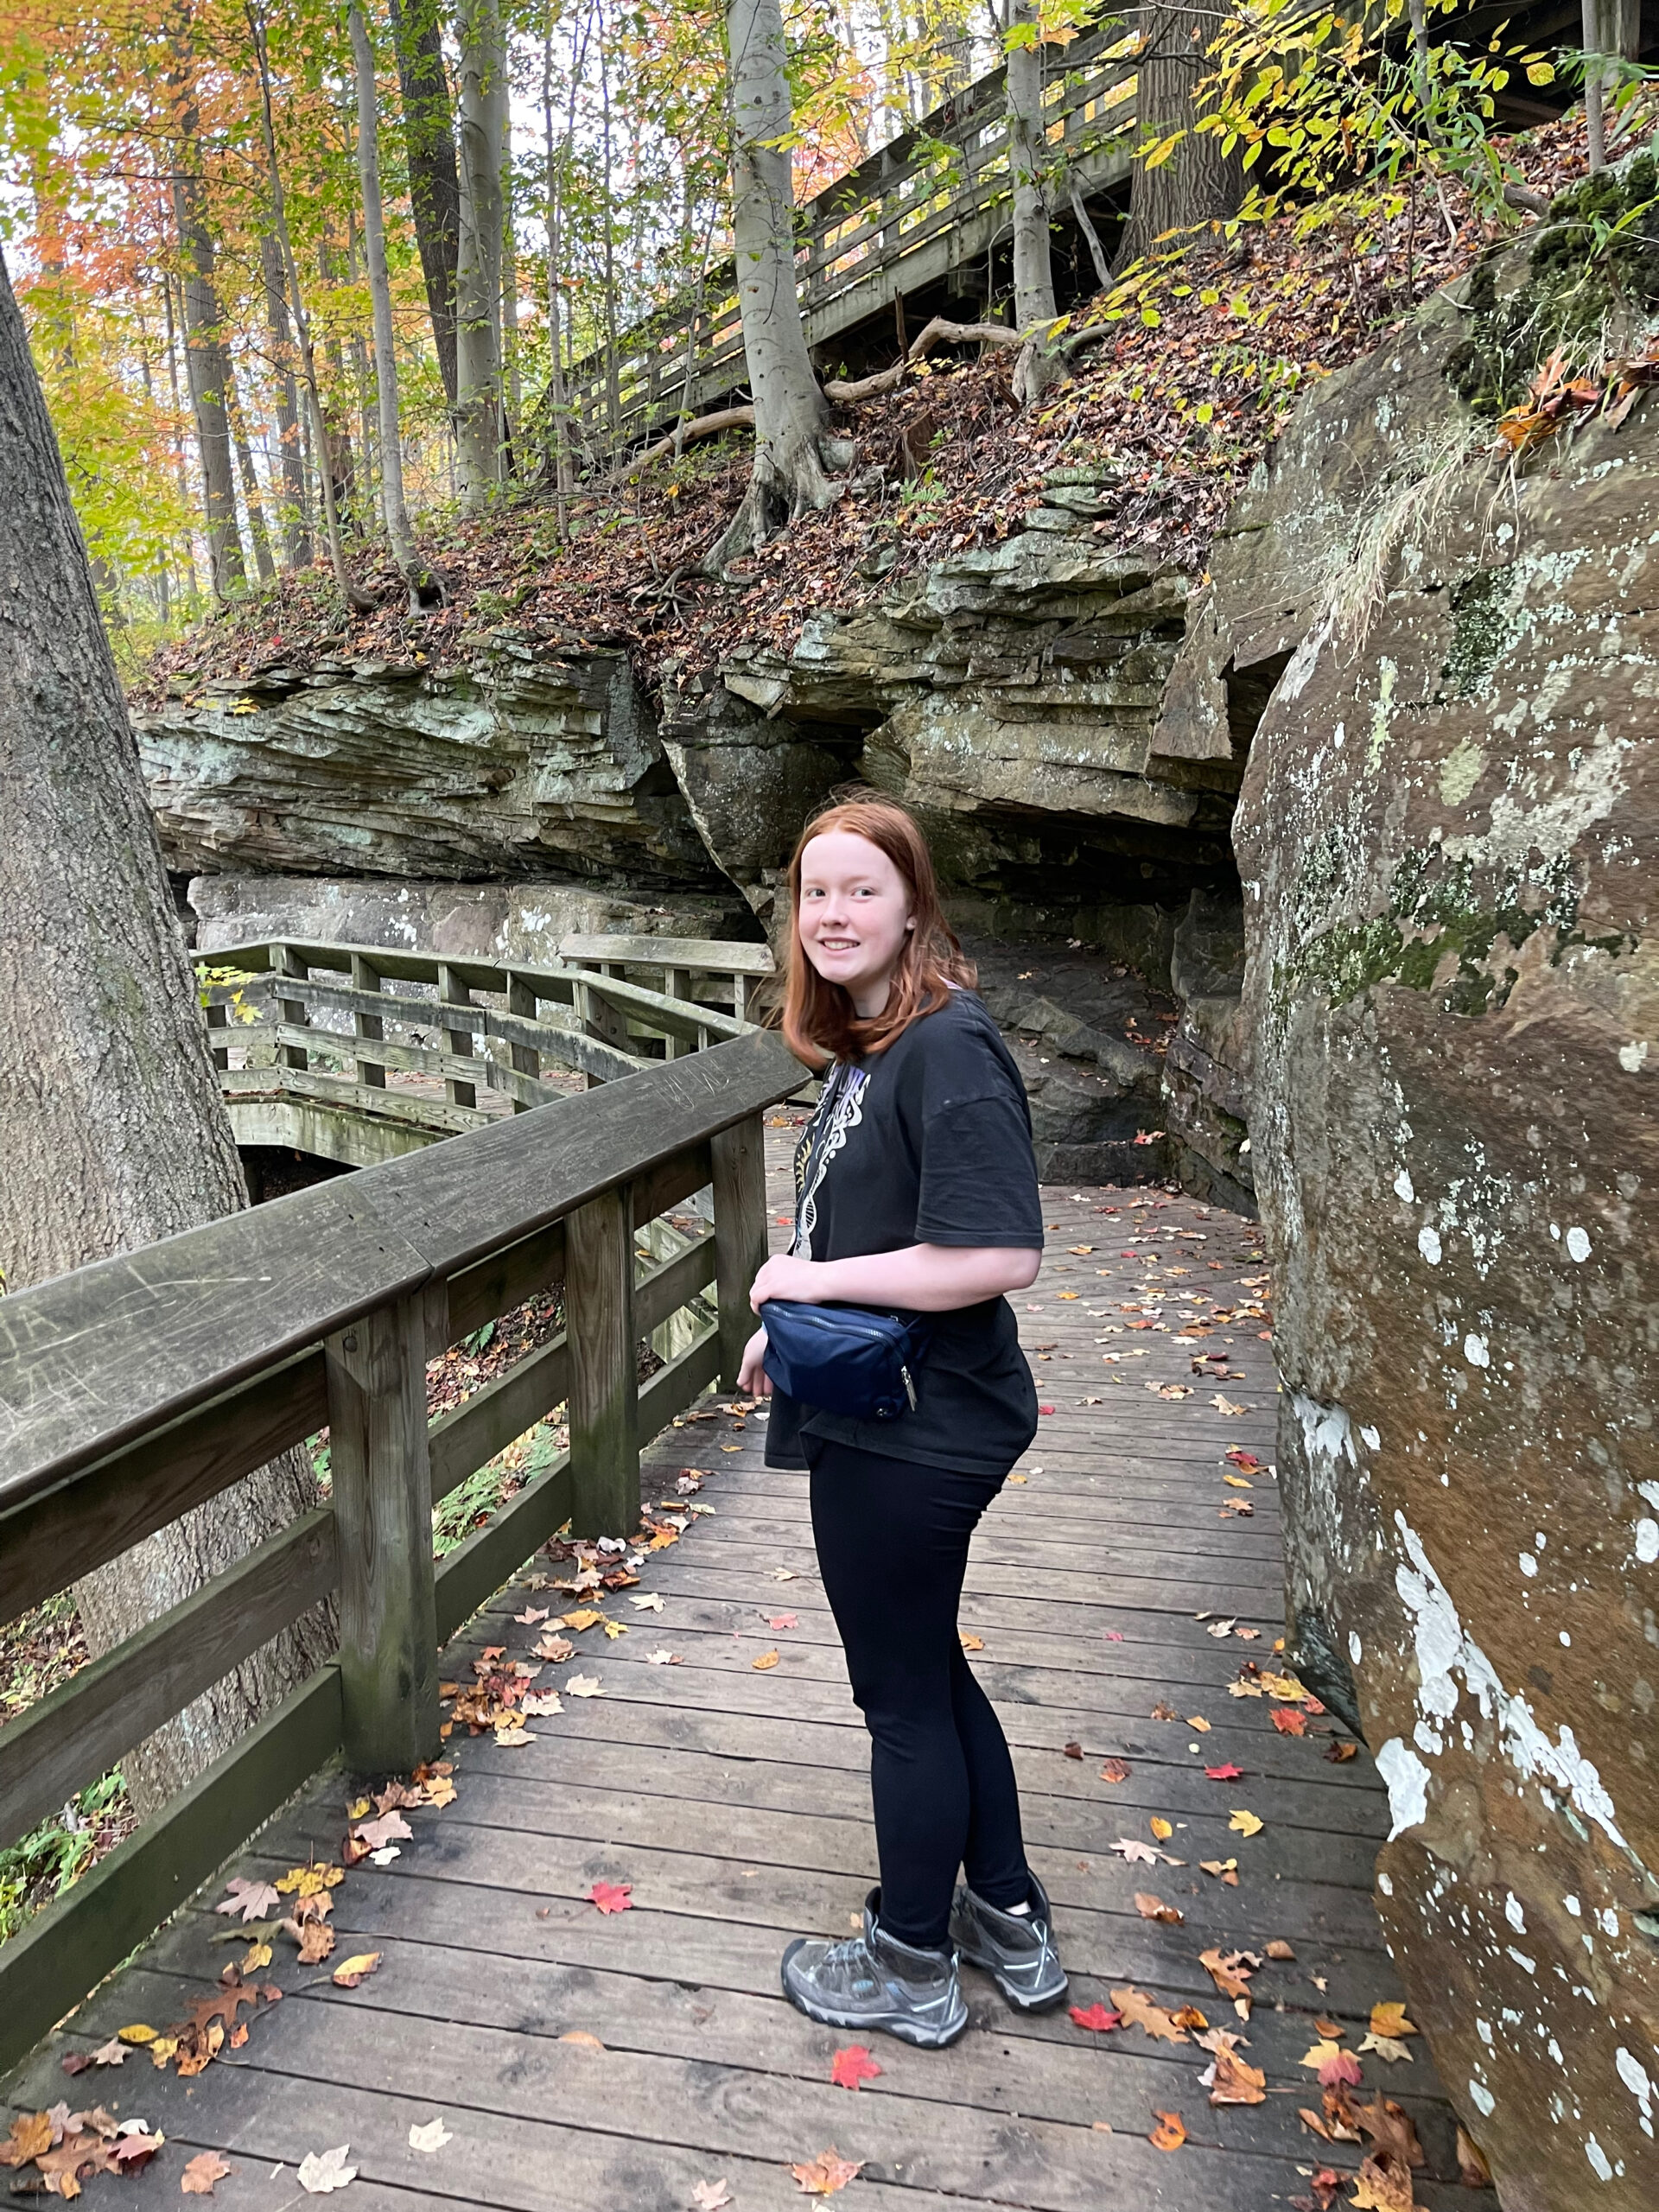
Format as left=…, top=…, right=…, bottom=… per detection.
left=567, top=1185, right=639, bottom=1535
left=711, top=1114, right=768, bottom=1391
left=325, top=1294, right=440, bottom=1773
left=276, top=945, right=309, bottom=1071
left=438, top=964, right=477, bottom=1108
left=351, top=952, right=386, bottom=1089
left=507, top=974, right=540, bottom=1111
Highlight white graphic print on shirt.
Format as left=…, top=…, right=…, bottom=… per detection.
left=791, top=1063, right=868, bottom=1257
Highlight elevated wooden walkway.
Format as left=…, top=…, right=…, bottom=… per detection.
left=3, top=1127, right=1492, bottom=2209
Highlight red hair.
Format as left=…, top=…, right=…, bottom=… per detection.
left=780, top=792, right=976, bottom=1067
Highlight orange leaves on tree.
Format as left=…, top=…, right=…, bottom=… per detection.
left=829, top=2045, right=882, bottom=2090
left=589, top=1879, right=633, bottom=1915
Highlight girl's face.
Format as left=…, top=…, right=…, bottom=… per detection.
left=798, top=830, right=914, bottom=1016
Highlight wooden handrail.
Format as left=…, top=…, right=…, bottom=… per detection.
left=0, top=1030, right=796, bottom=2072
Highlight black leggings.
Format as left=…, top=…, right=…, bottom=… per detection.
left=806, top=1438, right=1032, bottom=1948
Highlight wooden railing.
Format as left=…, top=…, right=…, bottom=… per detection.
left=198, top=934, right=774, bottom=1165
left=0, top=1029, right=801, bottom=2075
left=563, top=26, right=1136, bottom=452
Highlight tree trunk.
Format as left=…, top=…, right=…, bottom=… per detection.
left=0, top=250, right=333, bottom=1819
left=1002, top=0, right=1060, bottom=400
left=387, top=0, right=461, bottom=410
left=454, top=0, right=506, bottom=509
left=159, top=272, right=203, bottom=606
left=349, top=0, right=422, bottom=594
left=259, top=229, right=311, bottom=567
left=226, top=367, right=276, bottom=582
left=713, top=0, right=848, bottom=564
left=1112, top=2, right=1243, bottom=273
left=1583, top=0, right=1641, bottom=171
left=169, top=168, right=245, bottom=597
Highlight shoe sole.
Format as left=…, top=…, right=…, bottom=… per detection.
left=955, top=1942, right=1069, bottom=2014
left=780, top=1949, right=969, bottom=2050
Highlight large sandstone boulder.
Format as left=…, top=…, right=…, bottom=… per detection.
left=1222, top=217, right=1659, bottom=2206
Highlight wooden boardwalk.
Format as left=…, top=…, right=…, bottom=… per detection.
left=5, top=1137, right=1491, bottom=2209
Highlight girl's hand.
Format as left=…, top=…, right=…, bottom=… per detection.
left=749, top=1253, right=823, bottom=1311
left=738, top=1325, right=772, bottom=1397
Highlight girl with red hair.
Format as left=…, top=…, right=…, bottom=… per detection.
left=739, top=792, right=1066, bottom=2048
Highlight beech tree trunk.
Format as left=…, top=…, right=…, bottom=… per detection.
left=0, top=250, right=333, bottom=1818
left=226, top=366, right=276, bottom=582
left=388, top=0, right=461, bottom=409
left=454, top=0, right=507, bottom=508
left=1582, top=0, right=1640, bottom=171
left=1112, top=3, right=1243, bottom=273
left=714, top=0, right=849, bottom=563
left=1004, top=0, right=1056, bottom=333
left=259, top=229, right=312, bottom=567
left=169, top=165, right=245, bottom=598
left=350, top=0, right=420, bottom=587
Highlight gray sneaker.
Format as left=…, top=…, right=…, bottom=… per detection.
left=781, top=1888, right=969, bottom=2049
left=950, top=1873, right=1068, bottom=2012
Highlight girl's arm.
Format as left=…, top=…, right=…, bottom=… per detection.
left=749, top=1243, right=1040, bottom=1315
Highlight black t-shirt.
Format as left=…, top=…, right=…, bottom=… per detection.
left=763, top=988, right=1044, bottom=1476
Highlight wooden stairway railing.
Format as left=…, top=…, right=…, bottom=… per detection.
left=561, top=26, right=1136, bottom=453
left=197, top=935, right=775, bottom=1166
left=0, top=1029, right=801, bottom=2075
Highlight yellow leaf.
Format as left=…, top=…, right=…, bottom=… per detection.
left=332, top=1951, right=383, bottom=1987
left=1229, top=1808, right=1264, bottom=1837
left=559, top=2030, right=606, bottom=2050
left=1150, top=1816, right=1173, bottom=1840
left=601, top=1619, right=628, bottom=1639
left=347, top=1797, right=371, bottom=1821
left=241, top=1941, right=273, bottom=1972
left=1057, top=1291, right=1080, bottom=1300
left=959, top=1633, right=984, bottom=1650
left=1186, top=1715, right=1211, bottom=1731
left=1369, top=1999, right=1418, bottom=2038
left=1223, top=1473, right=1252, bottom=1488
left=117, top=2024, right=157, bottom=2045
left=753, top=1649, right=780, bottom=1670
left=561, top=1608, right=605, bottom=1630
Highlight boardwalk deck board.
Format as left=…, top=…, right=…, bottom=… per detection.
left=3, top=1141, right=1491, bottom=2209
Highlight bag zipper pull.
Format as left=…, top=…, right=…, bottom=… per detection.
left=901, top=1365, right=917, bottom=1412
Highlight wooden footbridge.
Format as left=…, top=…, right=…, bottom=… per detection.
left=0, top=965, right=1494, bottom=2206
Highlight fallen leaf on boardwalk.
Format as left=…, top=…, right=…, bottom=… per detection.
left=1299, top=2106, right=1335, bottom=2141
left=791, top=2147, right=863, bottom=2195
left=589, top=1880, right=633, bottom=1914
left=1205, top=1618, right=1236, bottom=1638
left=958, top=1634, right=984, bottom=1651
left=181, top=2150, right=232, bottom=2193
left=1200, top=1949, right=1260, bottom=2000
left=753, top=1649, right=780, bottom=1670
left=1272, top=1708, right=1309, bottom=1736
left=629, top=1592, right=665, bottom=1611
left=1348, top=2088, right=1426, bottom=2170
left=1210, top=2048, right=1268, bottom=2105
left=1229, top=1808, right=1264, bottom=1837
left=562, top=1608, right=606, bottom=1631
left=298, top=2144, right=357, bottom=2193
left=565, top=1674, right=603, bottom=1697
left=1098, top=1758, right=1131, bottom=1783
left=1149, top=1816, right=1173, bottom=1840
left=648, top=1649, right=684, bottom=1664
left=772, top=1568, right=798, bottom=1581
left=1149, top=2110, right=1186, bottom=2151
left=1135, top=1893, right=1184, bottom=1923
left=1, top=2113, right=54, bottom=2165
left=241, top=1940, right=273, bottom=1972
left=1170, top=2004, right=1209, bottom=2031
left=352, top=1812, right=412, bottom=1850
left=276, top=1863, right=344, bottom=1897
left=523, top=1690, right=565, bottom=1715
left=1350, top=2152, right=1414, bottom=2210
left=1456, top=2126, right=1492, bottom=2185
left=1199, top=1859, right=1239, bottom=1885
left=691, top=2183, right=735, bottom=2210
left=601, top=1619, right=629, bottom=1640
left=1063, top=1740, right=1084, bottom=1759
left=494, top=1724, right=534, bottom=1745
left=1258, top=1670, right=1311, bottom=1702
left=534, top=1634, right=575, bottom=1662
left=1222, top=1473, right=1253, bottom=1488
left=1361, top=2034, right=1414, bottom=2063
left=515, top=1606, right=550, bottom=1624
left=332, top=1953, right=382, bottom=1988
left=1038, top=1403, right=1056, bottom=1414
left=408, top=2119, right=452, bottom=2152
left=1069, top=2002, right=1123, bottom=2032
left=1103, top=1629, right=1124, bottom=1642
left=559, top=2031, right=606, bottom=2050
left=1267, top=1939, right=1296, bottom=1961
left=215, top=1878, right=281, bottom=1923
left=1205, top=1764, right=1244, bottom=1781
left=1367, top=2001, right=1417, bottom=2039
left=88, top=2039, right=127, bottom=2068
left=1211, top=1395, right=1249, bottom=1415
left=1301, top=2041, right=1363, bottom=2087
left=767, top=1612, right=799, bottom=1630
left=1326, top=1738, right=1358, bottom=1762
left=1111, top=1987, right=1190, bottom=2043
left=1186, top=1714, right=1211, bottom=1732
left=1068, top=1244, right=1094, bottom=1254
left=1111, top=1836, right=1179, bottom=1866
left=295, top=1919, right=337, bottom=1964
left=1314, top=2016, right=1344, bottom=2038
left=1150, top=1701, right=1180, bottom=1721
left=830, top=2045, right=883, bottom=2089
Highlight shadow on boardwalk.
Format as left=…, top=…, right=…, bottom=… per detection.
left=3, top=1150, right=1493, bottom=2210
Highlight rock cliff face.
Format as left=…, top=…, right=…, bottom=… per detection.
left=1205, top=226, right=1659, bottom=2207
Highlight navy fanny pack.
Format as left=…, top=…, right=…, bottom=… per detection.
left=760, top=1300, right=930, bottom=1422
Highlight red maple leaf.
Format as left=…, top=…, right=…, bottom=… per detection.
left=1069, top=2002, right=1123, bottom=2033
left=1319, top=2048, right=1363, bottom=2088
left=1272, top=1708, right=1309, bottom=1736
left=1038, top=1404, right=1056, bottom=1415
left=1205, top=1763, right=1245, bottom=1780
left=829, top=2045, right=883, bottom=2090
left=588, top=1880, right=632, bottom=1915
left=1103, top=1630, right=1124, bottom=1642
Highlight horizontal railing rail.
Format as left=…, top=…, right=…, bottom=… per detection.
left=557, top=29, right=1136, bottom=454
left=0, top=1027, right=801, bottom=2075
